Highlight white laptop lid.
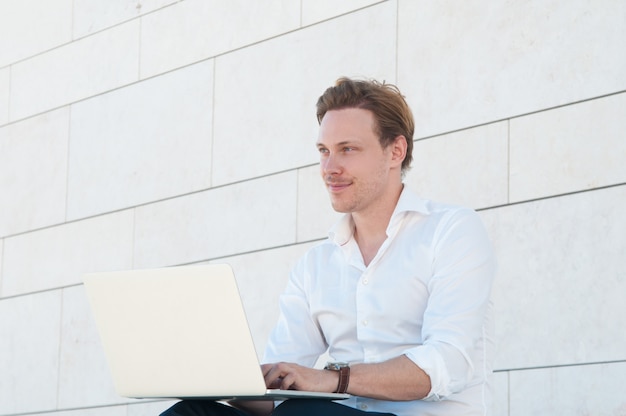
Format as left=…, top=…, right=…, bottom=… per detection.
left=82, top=264, right=348, bottom=401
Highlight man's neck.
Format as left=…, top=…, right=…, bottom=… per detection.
left=352, top=183, right=404, bottom=266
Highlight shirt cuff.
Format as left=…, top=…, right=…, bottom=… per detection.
left=404, top=344, right=452, bottom=401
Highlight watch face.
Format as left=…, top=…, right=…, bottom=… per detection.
left=325, top=361, right=349, bottom=370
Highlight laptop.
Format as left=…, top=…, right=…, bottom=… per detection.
left=82, top=264, right=349, bottom=401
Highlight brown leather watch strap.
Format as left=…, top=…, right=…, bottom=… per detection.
left=335, top=365, right=350, bottom=394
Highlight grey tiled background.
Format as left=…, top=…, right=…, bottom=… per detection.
left=1, top=1, right=625, bottom=415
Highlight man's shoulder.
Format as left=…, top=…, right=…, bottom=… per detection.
left=402, top=193, right=478, bottom=225
left=304, top=237, right=339, bottom=256
left=399, top=187, right=476, bottom=218
left=296, top=236, right=347, bottom=265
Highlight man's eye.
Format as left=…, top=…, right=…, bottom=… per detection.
left=318, top=148, right=329, bottom=154
left=343, top=147, right=354, bottom=152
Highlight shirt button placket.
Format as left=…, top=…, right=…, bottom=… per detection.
left=355, top=272, right=366, bottom=341
left=361, top=272, right=370, bottom=327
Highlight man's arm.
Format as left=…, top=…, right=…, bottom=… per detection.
left=348, top=355, right=431, bottom=400
left=262, top=354, right=431, bottom=401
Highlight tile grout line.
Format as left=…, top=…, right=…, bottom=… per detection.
left=2, top=176, right=625, bottom=242
left=6, top=64, right=11, bottom=122
left=64, top=106, right=73, bottom=223
left=131, top=207, right=137, bottom=270
left=0, top=238, right=4, bottom=298
left=0, top=165, right=317, bottom=240
left=395, top=0, right=399, bottom=83
left=137, top=12, right=143, bottom=81
left=0, top=238, right=328, bottom=301
left=209, top=58, right=217, bottom=189
left=507, top=119, right=511, bottom=205
left=507, top=371, right=511, bottom=416
left=0, top=1, right=179, bottom=71
left=3, top=2, right=382, bottom=125
left=413, top=89, right=626, bottom=143
left=54, top=289, right=65, bottom=410
left=494, top=359, right=626, bottom=373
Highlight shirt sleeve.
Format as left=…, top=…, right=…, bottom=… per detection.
left=262, top=258, right=329, bottom=366
left=403, top=208, right=496, bottom=400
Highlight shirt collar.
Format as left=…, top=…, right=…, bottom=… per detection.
left=327, top=185, right=431, bottom=246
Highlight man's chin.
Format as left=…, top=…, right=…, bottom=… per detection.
left=329, top=200, right=354, bottom=214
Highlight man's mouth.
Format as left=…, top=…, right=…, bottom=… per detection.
left=326, top=181, right=351, bottom=192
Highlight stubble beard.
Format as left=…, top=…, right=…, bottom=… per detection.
left=327, top=173, right=388, bottom=215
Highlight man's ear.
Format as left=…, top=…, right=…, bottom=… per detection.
left=390, top=135, right=408, bottom=167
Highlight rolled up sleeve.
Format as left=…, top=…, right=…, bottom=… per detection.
left=404, top=208, right=495, bottom=400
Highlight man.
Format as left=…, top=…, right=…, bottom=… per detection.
left=162, top=77, right=495, bottom=416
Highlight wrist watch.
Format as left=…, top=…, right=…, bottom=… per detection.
left=324, top=362, right=350, bottom=394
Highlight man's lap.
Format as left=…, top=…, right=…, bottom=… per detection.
left=160, top=400, right=396, bottom=416
left=160, top=400, right=248, bottom=416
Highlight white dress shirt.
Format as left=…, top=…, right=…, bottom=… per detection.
left=263, top=187, right=496, bottom=416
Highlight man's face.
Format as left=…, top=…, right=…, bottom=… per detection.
left=316, top=108, right=396, bottom=215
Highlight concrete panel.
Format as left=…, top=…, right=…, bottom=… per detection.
left=398, top=0, right=626, bottom=138
left=57, top=285, right=130, bottom=409
left=481, top=185, right=626, bottom=370
left=0, top=67, right=8, bottom=125
left=10, top=21, right=139, bottom=121
left=0, top=108, right=69, bottom=237
left=510, top=93, right=626, bottom=202
left=46, top=406, right=127, bottom=416
left=212, top=242, right=316, bottom=356
left=1, top=210, right=134, bottom=297
left=405, top=121, right=509, bottom=209
left=0, top=291, right=62, bottom=414
left=212, top=1, right=396, bottom=185
left=493, top=371, right=509, bottom=416
left=140, top=0, right=300, bottom=78
left=0, top=0, right=73, bottom=67
left=0, top=239, right=3, bottom=297
left=67, top=60, right=213, bottom=220
left=301, top=0, right=381, bottom=25
left=133, top=171, right=298, bottom=268
left=73, top=0, right=177, bottom=38
left=509, top=362, right=626, bottom=416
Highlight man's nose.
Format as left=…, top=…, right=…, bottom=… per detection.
left=321, top=153, right=341, bottom=175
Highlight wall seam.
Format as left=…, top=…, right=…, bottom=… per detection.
left=5, top=1, right=400, bottom=127
left=54, top=289, right=65, bottom=410
left=0, top=238, right=329, bottom=301
left=209, top=58, right=217, bottom=189
left=494, top=359, right=626, bottom=372
left=294, top=169, right=301, bottom=243
left=137, top=13, right=143, bottom=80
left=70, top=0, right=76, bottom=40
left=4, top=178, right=625, bottom=241
left=4, top=1, right=175, bottom=69
left=507, top=370, right=511, bottom=416
left=507, top=118, right=511, bottom=205
left=413, top=89, right=626, bottom=142
left=6, top=65, right=11, bottom=122
left=64, top=106, right=73, bottom=223
left=0, top=238, right=4, bottom=298
left=395, top=0, right=399, bottom=83
left=131, top=208, right=137, bottom=269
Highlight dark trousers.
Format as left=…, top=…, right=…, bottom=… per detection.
left=160, top=400, right=397, bottom=416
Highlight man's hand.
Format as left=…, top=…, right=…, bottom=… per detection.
left=261, top=362, right=338, bottom=393
left=261, top=355, right=431, bottom=401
